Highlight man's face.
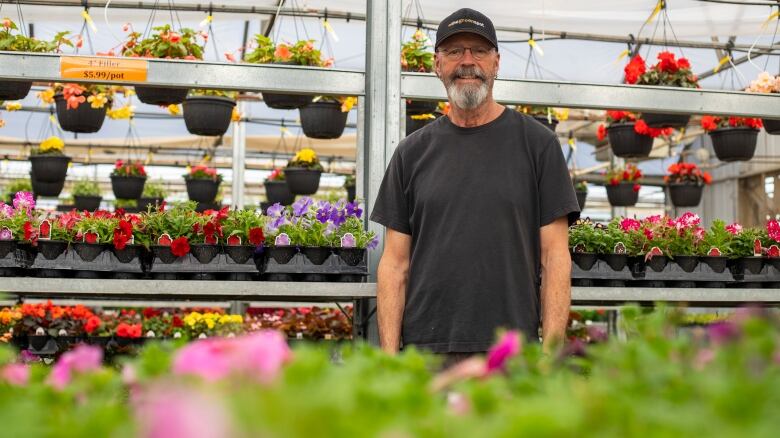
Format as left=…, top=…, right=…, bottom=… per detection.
left=435, top=33, right=500, bottom=110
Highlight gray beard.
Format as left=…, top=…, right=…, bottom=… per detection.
left=446, top=80, right=489, bottom=109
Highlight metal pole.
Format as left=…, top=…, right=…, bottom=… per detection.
left=231, top=100, right=247, bottom=209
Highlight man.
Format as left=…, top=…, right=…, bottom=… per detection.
left=370, top=8, right=579, bottom=360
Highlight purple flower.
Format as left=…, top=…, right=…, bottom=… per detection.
left=708, top=321, right=741, bottom=345
left=316, top=206, right=331, bottom=223
left=0, top=227, right=12, bottom=241
left=345, top=201, right=363, bottom=219
left=367, top=235, right=379, bottom=250
left=486, top=331, right=521, bottom=374
left=270, top=216, right=287, bottom=230
left=275, top=233, right=290, bottom=246
left=266, top=203, right=284, bottom=218
left=330, top=208, right=347, bottom=227
left=340, top=233, right=356, bottom=248
left=13, top=191, right=34, bottom=212
left=0, top=202, right=12, bottom=218
left=292, top=197, right=313, bottom=217
left=324, top=222, right=337, bottom=237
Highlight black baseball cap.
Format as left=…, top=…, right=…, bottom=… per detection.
left=435, top=8, right=498, bottom=50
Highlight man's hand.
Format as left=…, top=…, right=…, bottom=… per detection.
left=540, top=216, right=572, bottom=353
left=376, top=229, right=412, bottom=354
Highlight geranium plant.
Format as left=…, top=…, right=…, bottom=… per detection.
left=624, top=51, right=698, bottom=88
left=605, top=163, right=642, bottom=190
left=401, top=29, right=433, bottom=72
left=0, top=18, right=72, bottom=53
left=111, top=160, right=146, bottom=177
left=596, top=110, right=672, bottom=141
left=664, top=162, right=712, bottom=185
left=40, top=83, right=114, bottom=111
left=265, top=168, right=285, bottom=183
left=185, top=165, right=223, bottom=182
left=700, top=116, right=763, bottom=132
left=120, top=24, right=205, bottom=60
left=286, top=148, right=323, bottom=171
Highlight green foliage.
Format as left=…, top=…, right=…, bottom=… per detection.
left=574, top=180, right=587, bottom=192
left=244, top=34, right=275, bottom=64
left=0, top=19, right=72, bottom=53
left=335, top=216, right=376, bottom=249
left=731, top=227, right=764, bottom=258
left=188, top=89, right=238, bottom=99
left=71, top=179, right=101, bottom=197
left=2, top=178, right=32, bottom=201
left=73, top=216, right=117, bottom=244
left=221, top=209, right=265, bottom=242
left=698, top=219, right=733, bottom=256
left=568, top=221, right=601, bottom=253
left=141, top=181, right=167, bottom=199
left=401, top=30, right=434, bottom=72
left=141, top=201, right=199, bottom=241
left=114, top=199, right=137, bottom=209
left=121, top=24, right=204, bottom=59
left=343, top=175, right=355, bottom=188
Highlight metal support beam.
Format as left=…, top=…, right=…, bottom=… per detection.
left=231, top=100, right=248, bottom=208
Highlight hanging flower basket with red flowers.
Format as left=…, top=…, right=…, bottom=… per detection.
left=110, top=160, right=147, bottom=200
left=701, top=116, right=763, bottom=162
left=597, top=110, right=672, bottom=158
left=624, top=51, right=698, bottom=128
left=604, top=163, right=643, bottom=207
left=184, top=165, right=222, bottom=204
left=664, top=162, right=712, bottom=207
left=746, top=71, right=780, bottom=134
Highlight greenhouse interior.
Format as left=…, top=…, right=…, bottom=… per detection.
left=1, top=0, right=780, bottom=436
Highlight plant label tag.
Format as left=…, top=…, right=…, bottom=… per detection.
left=227, top=235, right=241, bottom=246
left=753, top=238, right=763, bottom=257
left=38, top=220, right=51, bottom=240
left=768, top=245, right=780, bottom=258
left=60, top=56, right=148, bottom=82
left=274, top=233, right=290, bottom=247
left=614, top=242, right=626, bottom=255
left=158, top=234, right=172, bottom=246
left=205, top=234, right=218, bottom=245
left=128, top=235, right=134, bottom=245
left=574, top=244, right=586, bottom=254
left=84, top=231, right=99, bottom=244
left=340, top=233, right=356, bottom=248
left=0, top=227, right=12, bottom=240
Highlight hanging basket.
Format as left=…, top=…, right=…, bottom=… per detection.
left=406, top=114, right=437, bottom=136
left=762, top=118, right=780, bottom=135
left=182, top=96, right=236, bottom=136
left=30, top=172, right=66, bottom=197
left=54, top=94, right=107, bottom=133
left=640, top=112, right=690, bottom=129
left=134, top=86, right=189, bottom=106
left=0, top=80, right=33, bottom=100
left=185, top=178, right=220, bottom=203
left=533, top=115, right=559, bottom=132
left=264, top=180, right=295, bottom=205
left=709, top=127, right=759, bottom=162
left=73, top=195, right=102, bottom=211
left=346, top=185, right=356, bottom=202
left=299, top=101, right=349, bottom=139
left=667, top=183, right=703, bottom=207
left=607, top=122, right=653, bottom=158
left=262, top=92, right=312, bottom=110
left=111, top=175, right=146, bottom=200
left=405, top=99, right=438, bottom=115
left=284, top=167, right=322, bottom=195
left=575, top=190, right=587, bottom=210
left=29, top=155, right=70, bottom=183
left=605, top=182, right=639, bottom=207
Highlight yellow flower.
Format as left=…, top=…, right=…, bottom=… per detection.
left=294, top=148, right=318, bottom=163
left=39, top=136, right=64, bottom=153
left=410, top=113, right=435, bottom=120
left=4, top=101, right=21, bottom=111
left=37, top=88, right=55, bottom=104
left=340, top=96, right=357, bottom=113
left=167, top=104, right=180, bottom=115
left=206, top=319, right=215, bottom=329
left=554, top=108, right=569, bottom=121
left=107, top=105, right=135, bottom=120
left=231, top=107, right=241, bottom=122
left=87, top=93, right=108, bottom=109
left=0, top=119, right=5, bottom=128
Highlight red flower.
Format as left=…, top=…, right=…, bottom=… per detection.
left=23, top=221, right=34, bottom=241
left=116, top=322, right=142, bottom=338
left=656, top=51, right=679, bottom=73
left=249, top=227, right=265, bottom=246
left=172, top=315, right=184, bottom=327
left=142, top=308, right=160, bottom=319
left=171, top=236, right=190, bottom=257
left=700, top=115, right=720, bottom=131
left=702, top=172, right=713, bottom=184
left=204, top=221, right=216, bottom=237
left=624, top=55, right=646, bottom=85
left=677, top=57, right=691, bottom=70
left=597, top=124, right=607, bottom=141
left=84, top=316, right=102, bottom=334
left=113, top=232, right=129, bottom=250
left=632, top=184, right=641, bottom=192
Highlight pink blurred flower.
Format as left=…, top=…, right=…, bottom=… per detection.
left=675, top=212, right=701, bottom=230
left=135, top=384, right=235, bottom=438
left=0, top=202, right=12, bottom=218
left=48, top=344, right=103, bottom=389
left=693, top=348, right=716, bottom=370
left=643, top=228, right=654, bottom=241
left=485, top=331, right=521, bottom=374
left=13, top=191, right=35, bottom=212
left=447, top=391, right=472, bottom=416
left=693, top=227, right=706, bottom=242
left=707, top=321, right=741, bottom=346
left=645, top=214, right=662, bottom=224
left=767, top=219, right=780, bottom=242
left=1, top=363, right=30, bottom=386
left=726, top=222, right=743, bottom=235
left=620, top=218, right=641, bottom=232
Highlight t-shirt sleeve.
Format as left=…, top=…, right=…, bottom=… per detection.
left=537, top=136, right=581, bottom=227
left=369, top=146, right=412, bottom=235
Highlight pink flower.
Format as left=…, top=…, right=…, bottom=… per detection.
left=726, top=223, right=743, bottom=235
left=693, top=227, right=706, bottom=242
left=172, top=338, right=236, bottom=382
left=447, top=392, right=472, bottom=415
left=620, top=218, right=641, bottom=232
left=0, top=227, right=11, bottom=241
left=1, top=363, right=30, bottom=386
left=135, top=384, right=236, bottom=438
left=645, top=215, right=662, bottom=224
left=767, top=220, right=780, bottom=242
left=486, top=331, right=522, bottom=374
left=48, top=344, right=103, bottom=389
left=0, top=202, right=13, bottom=218
left=13, top=191, right=35, bottom=212
left=643, top=228, right=654, bottom=241
left=674, top=212, right=701, bottom=231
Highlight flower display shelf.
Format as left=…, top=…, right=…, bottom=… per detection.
left=0, top=245, right=146, bottom=279
left=262, top=250, right=368, bottom=283
left=146, top=252, right=260, bottom=281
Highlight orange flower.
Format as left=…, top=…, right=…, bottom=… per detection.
left=274, top=44, right=292, bottom=61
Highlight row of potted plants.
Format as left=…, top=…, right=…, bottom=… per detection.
left=603, top=161, right=712, bottom=207
left=570, top=212, right=780, bottom=275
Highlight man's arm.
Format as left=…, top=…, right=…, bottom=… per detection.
left=540, top=216, right=572, bottom=352
left=376, top=229, right=412, bottom=354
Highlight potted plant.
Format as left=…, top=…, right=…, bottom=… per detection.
left=71, top=213, right=116, bottom=262
left=264, top=203, right=297, bottom=264
left=0, top=192, right=36, bottom=258
left=222, top=209, right=266, bottom=263
left=764, top=219, right=780, bottom=271
left=299, top=96, right=354, bottom=139
left=142, top=201, right=198, bottom=263
left=697, top=219, right=734, bottom=273
left=111, top=214, right=145, bottom=263
left=182, top=89, right=237, bottom=136
left=568, top=220, right=601, bottom=270
left=138, top=180, right=167, bottom=211
left=0, top=19, right=72, bottom=100
left=746, top=71, right=780, bottom=134
left=664, top=212, right=704, bottom=273
left=624, top=51, right=698, bottom=128
left=605, top=163, right=642, bottom=207
left=664, top=162, right=712, bottom=207
left=285, top=148, right=323, bottom=195
left=71, top=179, right=102, bottom=211
left=184, top=165, right=222, bottom=204
left=596, top=110, right=671, bottom=158
left=517, top=106, right=568, bottom=132
left=701, top=115, right=763, bottom=162
left=44, top=83, right=113, bottom=133
left=599, top=219, right=640, bottom=271
left=574, top=180, right=587, bottom=210
left=344, top=175, right=356, bottom=202
left=110, top=159, right=147, bottom=200
left=406, top=112, right=438, bottom=136
left=729, top=226, right=765, bottom=275
left=38, top=213, right=75, bottom=260
left=283, top=199, right=333, bottom=265
left=29, top=136, right=70, bottom=189
left=189, top=207, right=230, bottom=263
left=2, top=178, right=32, bottom=204
left=114, top=198, right=138, bottom=213
left=401, top=30, right=437, bottom=115
left=121, top=24, right=205, bottom=105
left=264, top=168, right=295, bottom=206
left=333, top=202, right=375, bottom=266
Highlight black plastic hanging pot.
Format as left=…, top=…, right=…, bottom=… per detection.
left=72, top=243, right=106, bottom=262
left=134, top=86, right=189, bottom=105
left=0, top=80, right=33, bottom=100
left=37, top=240, right=68, bottom=260
left=267, top=246, right=297, bottom=264
left=225, top=245, right=255, bottom=264
left=30, top=172, right=66, bottom=197
left=575, top=190, right=587, bottom=210
left=301, top=246, right=332, bottom=265
left=641, top=112, right=690, bottom=129
left=667, top=183, right=704, bottom=207
left=710, top=127, right=759, bottom=162
left=54, top=94, right=107, bottom=133
left=673, top=255, right=699, bottom=272
left=264, top=180, right=295, bottom=205
left=73, top=195, right=102, bottom=211
left=405, top=99, right=438, bottom=115
left=533, top=115, right=559, bottom=132
left=607, top=122, right=653, bottom=158
left=112, top=244, right=143, bottom=263
left=336, top=247, right=365, bottom=266
left=111, top=175, right=146, bottom=200
left=262, top=92, right=312, bottom=109
left=763, top=118, right=780, bottom=135
left=606, top=182, right=639, bottom=207
left=299, top=101, right=349, bottom=139
left=182, top=96, right=236, bottom=136
left=346, top=185, right=356, bottom=202
left=185, top=178, right=220, bottom=203
left=29, top=155, right=70, bottom=183
left=284, top=167, right=321, bottom=195
left=190, top=244, right=221, bottom=264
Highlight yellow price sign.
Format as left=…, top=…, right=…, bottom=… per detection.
left=60, top=56, right=148, bottom=82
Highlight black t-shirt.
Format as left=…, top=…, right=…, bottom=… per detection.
left=370, top=108, right=580, bottom=352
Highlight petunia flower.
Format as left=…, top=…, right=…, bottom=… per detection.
left=485, top=331, right=522, bottom=374
left=48, top=344, right=103, bottom=389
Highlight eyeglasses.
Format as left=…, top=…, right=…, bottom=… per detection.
left=437, top=46, right=495, bottom=61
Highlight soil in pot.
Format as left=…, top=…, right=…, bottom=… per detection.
left=405, top=99, right=438, bottom=115
left=224, top=245, right=255, bottom=264
left=607, top=122, right=653, bottom=158
left=763, top=118, right=780, bottom=135
left=38, top=240, right=68, bottom=260
left=601, top=253, right=628, bottom=271
left=265, top=180, right=295, bottom=205
left=190, top=244, right=221, bottom=264
left=300, top=101, right=349, bottom=139
left=0, top=80, right=33, bottom=100
left=134, top=86, right=189, bottom=105
left=111, top=175, right=147, bottom=200
left=284, top=168, right=321, bottom=195
left=72, top=243, right=105, bottom=262
left=73, top=195, right=102, bottom=211
left=267, top=246, right=297, bottom=264
left=301, top=246, right=332, bottom=265
left=571, top=252, right=598, bottom=270
left=667, top=183, right=703, bottom=207
left=673, top=255, right=699, bottom=273
left=152, top=245, right=179, bottom=264
left=183, top=96, right=236, bottom=136
left=112, top=244, right=142, bottom=263
left=0, top=240, right=16, bottom=258
left=54, top=94, right=107, bottom=133
left=710, top=127, right=759, bottom=162
left=641, top=112, right=690, bottom=129
left=700, top=256, right=728, bottom=273
left=29, top=155, right=71, bottom=183
left=605, top=183, right=640, bottom=207
left=185, top=178, right=220, bottom=203
left=336, top=247, right=365, bottom=266
left=575, top=191, right=587, bottom=210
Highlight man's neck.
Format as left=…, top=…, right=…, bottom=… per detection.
left=447, top=99, right=505, bottom=128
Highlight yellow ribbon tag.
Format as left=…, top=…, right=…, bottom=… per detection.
left=762, top=11, right=780, bottom=29
left=615, top=49, right=630, bottom=64
left=645, top=0, right=664, bottom=26
left=280, top=126, right=291, bottom=137
left=202, top=154, right=211, bottom=163
left=186, top=164, right=192, bottom=172
left=81, top=10, right=98, bottom=33
left=49, top=114, right=58, bottom=125
left=145, top=151, right=153, bottom=165
left=199, top=15, right=213, bottom=28
left=323, top=20, right=339, bottom=42
left=674, top=127, right=686, bottom=143
left=713, top=55, right=730, bottom=73
left=568, top=137, right=576, bottom=151
left=528, top=38, right=544, bottom=56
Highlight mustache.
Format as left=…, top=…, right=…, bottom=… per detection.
left=448, top=66, right=487, bottom=82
